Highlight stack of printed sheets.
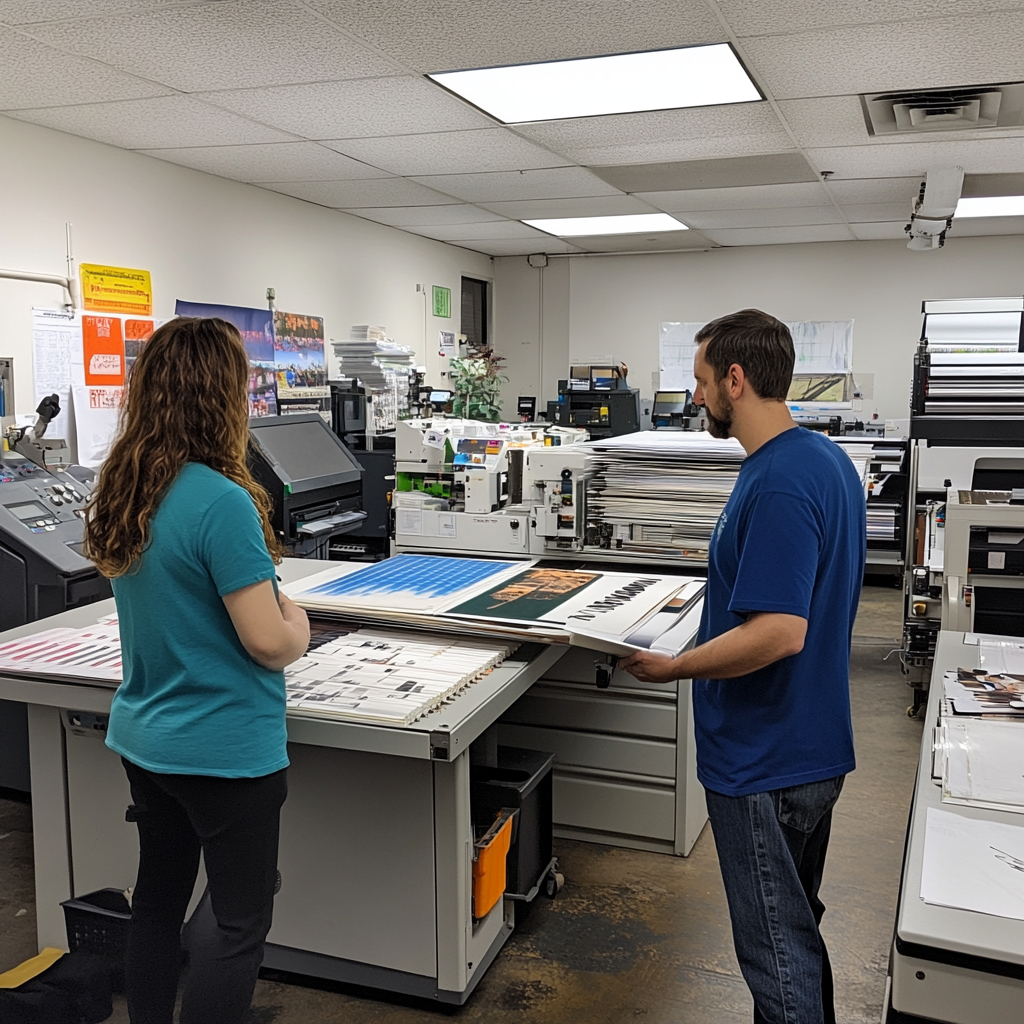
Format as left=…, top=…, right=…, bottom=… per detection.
left=283, top=553, right=704, bottom=657
left=583, top=431, right=745, bottom=564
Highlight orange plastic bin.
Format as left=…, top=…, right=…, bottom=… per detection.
left=472, top=809, right=516, bottom=920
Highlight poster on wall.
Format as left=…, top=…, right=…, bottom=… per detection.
left=82, top=315, right=125, bottom=386
left=273, top=311, right=330, bottom=418
left=174, top=300, right=277, bottom=416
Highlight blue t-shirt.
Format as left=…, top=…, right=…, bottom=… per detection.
left=693, top=427, right=865, bottom=797
left=106, top=463, right=288, bottom=778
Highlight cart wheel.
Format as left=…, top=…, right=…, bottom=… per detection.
left=544, top=871, right=565, bottom=898
left=906, top=705, right=916, bottom=718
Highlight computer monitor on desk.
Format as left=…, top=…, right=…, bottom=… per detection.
left=651, top=391, right=694, bottom=429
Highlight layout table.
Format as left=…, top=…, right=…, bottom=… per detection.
left=887, top=630, right=1024, bottom=1024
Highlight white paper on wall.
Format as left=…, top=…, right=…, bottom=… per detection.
left=31, top=307, right=82, bottom=444
left=659, top=319, right=855, bottom=391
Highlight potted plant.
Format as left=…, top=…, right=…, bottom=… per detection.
left=449, top=349, right=508, bottom=422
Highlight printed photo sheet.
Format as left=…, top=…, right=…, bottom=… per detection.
left=284, top=627, right=513, bottom=725
left=0, top=626, right=123, bottom=684
left=944, top=669, right=1024, bottom=715
left=283, top=554, right=528, bottom=615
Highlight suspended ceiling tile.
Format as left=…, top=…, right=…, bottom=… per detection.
left=720, top=0, right=1024, bottom=36
left=700, top=224, right=854, bottom=246
left=306, top=0, right=725, bottom=72
left=409, top=166, right=621, bottom=203
left=740, top=11, right=1024, bottom=99
left=677, top=205, right=843, bottom=229
left=592, top=153, right=816, bottom=193
left=349, top=204, right=506, bottom=227
left=568, top=229, right=717, bottom=252
left=137, top=142, right=392, bottom=183
left=850, top=222, right=910, bottom=241
left=203, top=76, right=495, bottom=140
left=0, top=1, right=172, bottom=23
left=514, top=103, right=789, bottom=165
left=477, top=194, right=657, bottom=219
left=949, top=215, right=1024, bottom=237
left=23, top=0, right=399, bottom=92
left=403, top=220, right=552, bottom=242
left=808, top=137, right=1024, bottom=179
left=824, top=177, right=921, bottom=204
left=6, top=94, right=294, bottom=148
left=449, top=237, right=584, bottom=257
left=840, top=202, right=912, bottom=223
left=0, top=27, right=172, bottom=109
left=324, top=129, right=570, bottom=176
left=639, top=181, right=827, bottom=212
left=263, top=177, right=459, bottom=208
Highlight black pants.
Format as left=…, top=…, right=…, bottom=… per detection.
left=121, top=758, right=288, bottom=1024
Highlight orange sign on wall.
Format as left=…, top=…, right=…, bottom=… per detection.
left=82, top=315, right=125, bottom=386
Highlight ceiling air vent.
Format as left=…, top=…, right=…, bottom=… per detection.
left=861, top=82, right=1024, bottom=136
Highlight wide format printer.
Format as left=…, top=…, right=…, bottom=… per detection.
left=248, top=413, right=366, bottom=557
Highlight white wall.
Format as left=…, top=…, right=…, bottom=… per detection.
left=493, top=236, right=1024, bottom=424
left=0, top=114, right=491, bottom=417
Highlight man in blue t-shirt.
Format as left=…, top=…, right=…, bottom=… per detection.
left=621, top=309, right=865, bottom=1024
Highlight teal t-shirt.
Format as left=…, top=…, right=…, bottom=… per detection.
left=106, top=462, right=288, bottom=778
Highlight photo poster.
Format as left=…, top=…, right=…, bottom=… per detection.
left=174, top=300, right=277, bottom=417
left=659, top=320, right=854, bottom=393
left=273, top=311, right=330, bottom=419
left=443, top=566, right=686, bottom=638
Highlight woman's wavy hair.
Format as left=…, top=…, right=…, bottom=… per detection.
left=84, top=317, right=283, bottom=577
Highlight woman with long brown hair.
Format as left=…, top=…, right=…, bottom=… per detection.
left=85, top=317, right=309, bottom=1024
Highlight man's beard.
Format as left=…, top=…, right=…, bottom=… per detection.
left=703, top=385, right=733, bottom=439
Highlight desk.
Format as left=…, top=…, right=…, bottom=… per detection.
left=0, top=557, right=705, bottom=1004
left=887, top=630, right=1024, bottom=1024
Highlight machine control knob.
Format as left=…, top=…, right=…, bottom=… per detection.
left=52, top=484, right=66, bottom=493
left=509, top=520, right=520, bottom=529
left=49, top=495, right=63, bottom=505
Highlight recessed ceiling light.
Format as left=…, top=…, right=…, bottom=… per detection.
left=524, top=213, right=689, bottom=236
left=428, top=44, right=761, bottom=124
left=955, top=195, right=1024, bottom=218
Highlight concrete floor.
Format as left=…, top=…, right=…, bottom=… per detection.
left=0, top=584, right=920, bottom=1024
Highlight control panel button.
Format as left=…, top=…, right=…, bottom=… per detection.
left=49, top=495, right=63, bottom=505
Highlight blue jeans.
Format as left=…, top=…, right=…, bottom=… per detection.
left=705, top=775, right=845, bottom=1024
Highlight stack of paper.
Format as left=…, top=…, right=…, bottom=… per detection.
left=285, top=627, right=513, bottom=725
left=0, top=626, right=122, bottom=684
left=333, top=326, right=416, bottom=431
left=866, top=507, right=897, bottom=540
left=941, top=717, right=1024, bottom=814
left=284, top=554, right=702, bottom=654
left=583, top=431, right=745, bottom=564
left=921, top=807, right=1024, bottom=921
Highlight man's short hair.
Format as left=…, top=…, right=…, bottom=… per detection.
left=696, top=309, right=795, bottom=401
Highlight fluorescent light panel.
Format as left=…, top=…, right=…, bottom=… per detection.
left=428, top=44, right=760, bottom=124
left=955, top=195, right=1024, bottom=218
left=525, top=213, right=688, bottom=236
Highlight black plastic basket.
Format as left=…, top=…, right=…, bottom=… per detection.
left=61, top=888, right=131, bottom=988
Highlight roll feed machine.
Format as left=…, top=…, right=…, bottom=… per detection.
left=247, top=413, right=366, bottom=557
left=392, top=419, right=586, bottom=557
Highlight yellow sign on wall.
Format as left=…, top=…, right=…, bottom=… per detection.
left=79, top=263, right=153, bottom=316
